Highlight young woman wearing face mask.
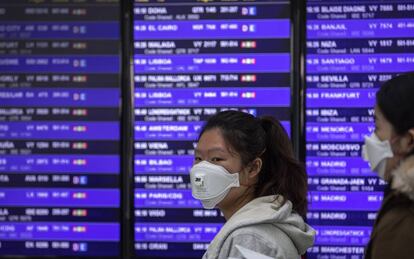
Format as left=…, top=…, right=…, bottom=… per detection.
left=362, top=73, right=414, bottom=259
left=189, top=110, right=315, bottom=259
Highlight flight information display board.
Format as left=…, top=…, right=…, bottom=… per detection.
left=306, top=1, right=414, bottom=258
left=0, top=0, right=121, bottom=257
left=133, top=0, right=291, bottom=258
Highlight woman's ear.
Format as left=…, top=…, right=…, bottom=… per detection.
left=247, top=158, right=262, bottom=180
left=405, top=128, right=414, bottom=154
left=239, top=158, right=262, bottom=187
left=398, top=128, right=414, bottom=156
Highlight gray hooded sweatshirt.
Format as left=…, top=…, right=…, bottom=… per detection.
left=202, top=195, right=315, bottom=259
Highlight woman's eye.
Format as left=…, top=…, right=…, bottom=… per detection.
left=194, top=157, right=202, bottom=162
left=211, top=157, right=223, bottom=162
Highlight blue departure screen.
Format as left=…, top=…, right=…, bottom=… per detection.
left=0, top=0, right=121, bottom=257
left=306, top=1, right=414, bottom=258
left=133, top=0, right=291, bottom=258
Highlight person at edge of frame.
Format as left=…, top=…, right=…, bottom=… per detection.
left=362, top=72, right=414, bottom=259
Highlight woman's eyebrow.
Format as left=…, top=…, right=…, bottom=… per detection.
left=207, top=147, right=227, bottom=153
left=195, top=147, right=227, bottom=154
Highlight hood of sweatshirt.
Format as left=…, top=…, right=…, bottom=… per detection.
left=206, top=195, right=315, bottom=258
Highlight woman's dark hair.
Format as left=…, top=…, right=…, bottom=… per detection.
left=377, top=72, right=414, bottom=135
left=199, top=110, right=308, bottom=217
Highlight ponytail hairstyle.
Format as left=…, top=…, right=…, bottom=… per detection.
left=198, top=110, right=308, bottom=217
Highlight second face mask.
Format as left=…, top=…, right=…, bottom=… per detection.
left=362, top=132, right=394, bottom=179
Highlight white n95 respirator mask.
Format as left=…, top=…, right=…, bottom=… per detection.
left=362, top=133, right=394, bottom=179
left=190, top=161, right=240, bottom=209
